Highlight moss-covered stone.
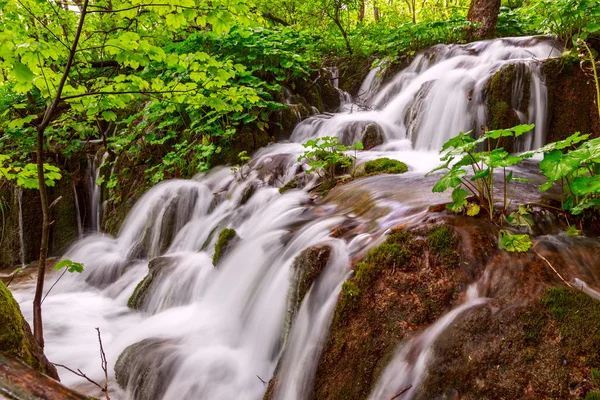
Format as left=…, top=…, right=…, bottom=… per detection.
left=0, top=281, right=58, bottom=379
left=420, top=287, right=600, bottom=399
left=361, top=123, right=384, bottom=150
left=279, top=177, right=300, bottom=194
left=362, top=158, right=408, bottom=175
left=127, top=257, right=177, bottom=310
left=212, top=228, right=238, bottom=266
left=114, top=338, right=179, bottom=400
left=312, top=220, right=489, bottom=400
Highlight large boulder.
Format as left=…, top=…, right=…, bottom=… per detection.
left=127, top=256, right=180, bottom=310
left=0, top=281, right=58, bottom=379
left=114, top=338, right=180, bottom=400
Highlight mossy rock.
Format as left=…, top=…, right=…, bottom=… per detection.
left=279, top=178, right=300, bottom=194
left=0, top=282, right=58, bottom=379
left=312, top=222, right=476, bottom=400
left=361, top=123, right=384, bottom=150
left=362, top=158, right=408, bottom=176
left=114, top=338, right=179, bottom=400
left=212, top=228, right=239, bottom=266
left=420, top=287, right=600, bottom=399
left=128, top=256, right=178, bottom=310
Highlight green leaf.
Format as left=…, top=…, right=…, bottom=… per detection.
left=566, top=225, right=581, bottom=236
left=53, top=259, right=84, bottom=273
left=466, top=202, right=480, bottom=216
left=447, top=187, right=468, bottom=213
left=432, top=168, right=466, bottom=192
left=499, top=230, right=532, bottom=252
left=101, top=111, right=117, bottom=122
left=507, top=205, right=534, bottom=229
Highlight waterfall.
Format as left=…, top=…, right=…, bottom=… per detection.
left=72, top=180, right=83, bottom=239
left=16, top=186, right=25, bottom=267
left=9, top=36, right=582, bottom=400
left=86, top=151, right=109, bottom=232
left=368, top=279, right=489, bottom=400
left=291, top=36, right=561, bottom=151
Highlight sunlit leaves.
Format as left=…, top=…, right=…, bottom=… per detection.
left=53, top=259, right=84, bottom=273
left=499, top=230, right=532, bottom=253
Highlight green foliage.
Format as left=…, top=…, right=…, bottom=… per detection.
left=298, top=136, right=362, bottom=180
left=428, top=124, right=535, bottom=221
left=507, top=205, right=534, bottom=230
left=363, top=158, right=408, bottom=175
left=529, top=0, right=600, bottom=43
left=52, top=259, right=84, bottom=274
left=499, top=229, right=532, bottom=253
left=0, top=155, right=61, bottom=189
left=538, top=133, right=600, bottom=215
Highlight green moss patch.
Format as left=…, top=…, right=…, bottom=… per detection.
left=213, top=228, right=238, bottom=266
left=0, top=282, right=58, bottom=378
left=363, top=158, right=408, bottom=175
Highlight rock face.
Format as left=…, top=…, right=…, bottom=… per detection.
left=114, top=338, right=180, bottom=400
left=264, top=245, right=332, bottom=400
left=309, top=214, right=600, bottom=400
left=0, top=281, right=58, bottom=379
left=361, top=123, right=385, bottom=150
left=420, top=288, right=600, bottom=399
left=311, top=222, right=469, bottom=400
left=485, top=56, right=600, bottom=151
left=128, top=256, right=179, bottom=310
left=0, top=177, right=80, bottom=268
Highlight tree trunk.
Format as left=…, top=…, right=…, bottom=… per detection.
left=358, top=0, right=365, bottom=22
left=373, top=1, right=380, bottom=21
left=467, top=0, right=501, bottom=38
left=32, top=0, right=90, bottom=350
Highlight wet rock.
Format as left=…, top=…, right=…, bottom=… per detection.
left=544, top=55, right=600, bottom=142
left=312, top=221, right=466, bottom=400
left=361, top=123, right=384, bottom=150
left=212, top=228, right=239, bottom=266
left=279, top=177, right=300, bottom=194
left=114, top=338, right=180, bottom=400
left=0, top=281, right=58, bottom=379
left=128, top=256, right=180, bottom=310
left=265, top=245, right=332, bottom=400
left=420, top=288, right=600, bottom=399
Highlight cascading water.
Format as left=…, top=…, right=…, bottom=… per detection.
left=16, top=186, right=25, bottom=267
left=10, top=35, right=596, bottom=400
left=73, top=180, right=83, bottom=239
left=86, top=151, right=109, bottom=232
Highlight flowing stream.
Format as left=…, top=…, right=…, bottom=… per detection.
left=12, top=36, right=594, bottom=400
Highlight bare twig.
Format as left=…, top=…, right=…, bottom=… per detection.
left=390, top=384, right=412, bottom=400
left=533, top=248, right=573, bottom=288
left=256, top=375, right=267, bottom=385
left=41, top=268, right=67, bottom=304
left=96, top=328, right=110, bottom=400
left=53, top=328, right=110, bottom=400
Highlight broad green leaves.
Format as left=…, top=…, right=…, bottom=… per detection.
left=53, top=259, right=84, bottom=273
left=0, top=155, right=62, bottom=189
left=499, top=230, right=532, bottom=253
left=538, top=136, right=600, bottom=215
left=298, top=136, right=362, bottom=179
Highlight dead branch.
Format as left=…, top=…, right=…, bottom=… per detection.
left=533, top=249, right=573, bottom=289
left=390, top=384, right=412, bottom=400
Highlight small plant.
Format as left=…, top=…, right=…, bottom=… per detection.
left=427, top=124, right=535, bottom=222
left=231, top=151, right=251, bottom=181
left=41, top=260, right=84, bottom=304
left=298, top=136, right=362, bottom=180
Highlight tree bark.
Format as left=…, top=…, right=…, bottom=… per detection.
left=33, top=0, right=90, bottom=350
left=467, top=0, right=501, bottom=38
left=358, top=0, right=365, bottom=22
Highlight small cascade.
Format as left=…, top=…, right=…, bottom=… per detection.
left=16, top=186, right=25, bottom=267
left=368, top=280, right=488, bottom=400
left=291, top=36, right=561, bottom=151
left=72, top=180, right=83, bottom=239
left=86, top=151, right=109, bottom=232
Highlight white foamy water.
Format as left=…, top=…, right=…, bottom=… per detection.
left=11, top=36, right=565, bottom=400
